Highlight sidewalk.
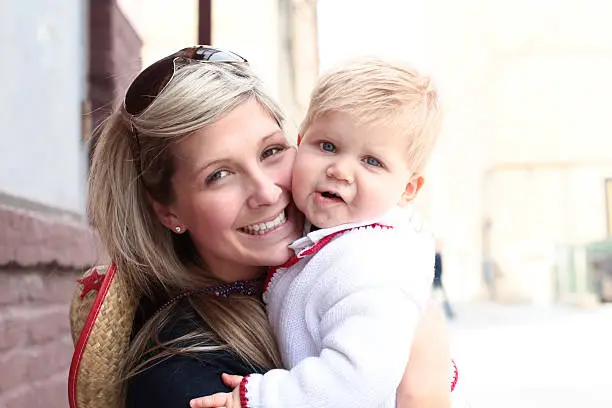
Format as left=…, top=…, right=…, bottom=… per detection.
left=447, top=302, right=612, bottom=408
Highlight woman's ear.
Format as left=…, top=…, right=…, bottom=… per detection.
left=149, top=195, right=183, bottom=231
left=399, top=175, right=425, bottom=206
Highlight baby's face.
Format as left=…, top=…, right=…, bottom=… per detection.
left=292, top=111, right=414, bottom=228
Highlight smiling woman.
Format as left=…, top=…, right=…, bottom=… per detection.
left=68, top=46, right=303, bottom=408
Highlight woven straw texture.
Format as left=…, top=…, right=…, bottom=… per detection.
left=69, top=265, right=138, bottom=408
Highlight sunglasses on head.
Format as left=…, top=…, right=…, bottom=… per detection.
left=123, top=45, right=248, bottom=117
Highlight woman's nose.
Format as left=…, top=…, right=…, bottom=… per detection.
left=247, top=171, right=283, bottom=208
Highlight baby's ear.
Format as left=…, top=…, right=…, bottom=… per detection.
left=400, top=175, right=425, bottom=205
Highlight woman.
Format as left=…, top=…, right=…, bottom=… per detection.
left=68, top=46, right=451, bottom=408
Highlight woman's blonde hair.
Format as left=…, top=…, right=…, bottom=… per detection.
left=89, top=61, right=284, bottom=387
left=300, top=57, right=443, bottom=173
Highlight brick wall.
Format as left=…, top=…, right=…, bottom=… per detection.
left=0, top=203, right=100, bottom=408
left=0, top=268, right=82, bottom=408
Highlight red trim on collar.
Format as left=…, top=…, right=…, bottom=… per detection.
left=68, top=263, right=117, bottom=408
left=264, top=223, right=392, bottom=292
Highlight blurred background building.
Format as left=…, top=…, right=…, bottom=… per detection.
left=1, top=0, right=611, bottom=407
left=318, top=0, right=612, bottom=306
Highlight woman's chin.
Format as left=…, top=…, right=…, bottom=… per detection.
left=251, top=245, right=294, bottom=269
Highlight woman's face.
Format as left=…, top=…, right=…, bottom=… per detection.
left=156, top=99, right=302, bottom=282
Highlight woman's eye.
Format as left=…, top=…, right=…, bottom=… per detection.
left=261, top=145, right=285, bottom=159
left=206, top=169, right=231, bottom=184
left=363, top=156, right=383, bottom=167
left=320, top=142, right=336, bottom=152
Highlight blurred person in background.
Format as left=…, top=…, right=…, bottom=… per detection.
left=433, top=242, right=455, bottom=319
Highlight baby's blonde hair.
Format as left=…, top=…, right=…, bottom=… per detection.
left=300, top=57, right=442, bottom=173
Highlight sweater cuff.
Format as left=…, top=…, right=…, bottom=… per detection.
left=450, top=359, right=459, bottom=392
left=239, top=374, right=250, bottom=408
left=239, top=373, right=265, bottom=408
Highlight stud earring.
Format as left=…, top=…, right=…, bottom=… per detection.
left=174, top=226, right=182, bottom=233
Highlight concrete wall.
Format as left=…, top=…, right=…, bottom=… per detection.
left=117, top=0, right=199, bottom=68
left=211, top=0, right=283, bottom=103
left=0, top=0, right=87, bottom=214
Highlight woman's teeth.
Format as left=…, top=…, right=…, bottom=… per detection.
left=240, top=211, right=287, bottom=235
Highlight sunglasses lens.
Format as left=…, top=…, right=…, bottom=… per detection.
left=196, top=49, right=247, bottom=62
left=124, top=56, right=176, bottom=116
left=124, top=47, right=247, bottom=117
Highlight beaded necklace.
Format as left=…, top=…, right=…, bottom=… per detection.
left=158, top=276, right=265, bottom=311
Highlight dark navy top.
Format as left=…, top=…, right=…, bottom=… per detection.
left=126, top=300, right=267, bottom=408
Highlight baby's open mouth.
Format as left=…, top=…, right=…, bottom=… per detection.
left=320, top=191, right=343, bottom=201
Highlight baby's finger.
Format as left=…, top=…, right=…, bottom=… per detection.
left=190, top=393, right=229, bottom=408
left=221, top=373, right=243, bottom=388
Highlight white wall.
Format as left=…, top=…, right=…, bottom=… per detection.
left=318, top=0, right=429, bottom=72
left=117, top=0, right=199, bottom=68
left=211, top=0, right=283, bottom=102
left=0, top=0, right=87, bottom=214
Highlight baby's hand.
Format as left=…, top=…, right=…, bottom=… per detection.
left=190, top=374, right=243, bottom=408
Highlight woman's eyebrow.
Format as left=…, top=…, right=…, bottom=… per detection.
left=192, top=158, right=226, bottom=180
left=259, top=129, right=284, bottom=144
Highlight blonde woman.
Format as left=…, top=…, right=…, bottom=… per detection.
left=68, top=46, right=451, bottom=408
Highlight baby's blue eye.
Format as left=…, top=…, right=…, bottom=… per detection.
left=320, top=142, right=336, bottom=152
left=364, top=157, right=383, bottom=167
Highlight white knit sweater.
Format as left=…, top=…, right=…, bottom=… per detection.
left=241, top=207, right=435, bottom=408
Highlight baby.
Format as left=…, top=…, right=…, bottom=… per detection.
left=193, top=57, right=452, bottom=408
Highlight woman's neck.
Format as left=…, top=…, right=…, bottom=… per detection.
left=206, top=262, right=267, bottom=283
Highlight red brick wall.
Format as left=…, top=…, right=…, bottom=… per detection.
left=0, top=268, right=82, bottom=408
left=0, top=203, right=100, bottom=408
left=0, top=204, right=100, bottom=407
